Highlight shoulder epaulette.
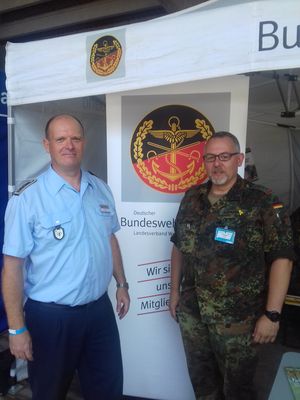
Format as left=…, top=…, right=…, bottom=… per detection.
left=248, top=182, right=272, bottom=195
left=88, top=170, right=98, bottom=178
left=14, top=179, right=37, bottom=196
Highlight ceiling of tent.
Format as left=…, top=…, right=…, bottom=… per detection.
left=0, top=0, right=208, bottom=45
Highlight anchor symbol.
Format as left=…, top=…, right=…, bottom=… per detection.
left=147, top=116, right=201, bottom=181
left=95, top=40, right=118, bottom=71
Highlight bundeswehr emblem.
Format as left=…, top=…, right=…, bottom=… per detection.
left=53, top=226, right=64, bottom=240
left=90, top=35, right=122, bottom=76
left=130, top=105, right=214, bottom=193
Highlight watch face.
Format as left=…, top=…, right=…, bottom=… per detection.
left=265, top=311, right=281, bottom=322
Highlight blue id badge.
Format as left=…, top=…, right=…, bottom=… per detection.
left=215, top=227, right=235, bottom=244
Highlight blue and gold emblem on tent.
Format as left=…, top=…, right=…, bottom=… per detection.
left=130, top=105, right=214, bottom=194
left=90, top=35, right=122, bottom=76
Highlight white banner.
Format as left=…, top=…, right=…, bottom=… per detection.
left=5, top=0, right=300, bottom=106
left=107, top=76, right=249, bottom=399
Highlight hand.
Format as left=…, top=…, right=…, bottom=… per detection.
left=9, top=330, right=33, bottom=361
left=169, top=290, right=180, bottom=321
left=116, top=288, right=130, bottom=319
left=252, top=315, right=279, bottom=344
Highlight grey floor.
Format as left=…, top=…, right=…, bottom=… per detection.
left=1, top=329, right=299, bottom=400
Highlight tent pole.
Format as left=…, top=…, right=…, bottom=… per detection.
left=7, top=105, right=15, bottom=198
left=287, top=128, right=294, bottom=212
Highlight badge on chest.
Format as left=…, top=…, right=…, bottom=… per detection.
left=53, top=225, right=65, bottom=240
left=214, top=227, right=235, bottom=244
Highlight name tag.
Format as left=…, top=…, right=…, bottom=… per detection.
left=99, top=204, right=111, bottom=214
left=215, top=227, right=235, bottom=244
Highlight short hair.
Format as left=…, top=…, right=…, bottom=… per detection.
left=45, top=114, right=85, bottom=139
left=207, top=131, right=241, bottom=152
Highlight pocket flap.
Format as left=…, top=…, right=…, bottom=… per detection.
left=40, top=212, right=72, bottom=228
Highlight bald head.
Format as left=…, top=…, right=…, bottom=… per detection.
left=206, top=131, right=240, bottom=153
left=45, top=114, right=84, bottom=140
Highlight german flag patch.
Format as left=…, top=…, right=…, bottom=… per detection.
left=272, top=202, right=284, bottom=210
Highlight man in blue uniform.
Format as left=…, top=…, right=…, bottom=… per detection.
left=2, top=114, right=130, bottom=400
left=169, top=131, right=294, bottom=399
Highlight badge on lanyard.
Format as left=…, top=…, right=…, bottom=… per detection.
left=215, top=227, right=235, bottom=244
left=53, top=224, right=64, bottom=240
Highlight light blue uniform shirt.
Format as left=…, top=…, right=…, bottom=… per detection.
left=3, top=167, right=120, bottom=306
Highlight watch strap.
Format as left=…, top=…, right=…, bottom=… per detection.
left=264, top=310, right=281, bottom=322
left=116, top=282, right=129, bottom=289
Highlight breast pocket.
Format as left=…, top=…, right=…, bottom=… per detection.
left=242, top=216, right=264, bottom=251
left=95, top=208, right=114, bottom=236
left=177, top=219, right=198, bottom=254
left=220, top=211, right=263, bottom=252
left=38, top=212, right=73, bottom=242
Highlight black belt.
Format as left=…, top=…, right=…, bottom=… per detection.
left=26, top=292, right=107, bottom=310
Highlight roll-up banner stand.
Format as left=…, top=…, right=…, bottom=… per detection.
left=107, top=75, right=249, bottom=399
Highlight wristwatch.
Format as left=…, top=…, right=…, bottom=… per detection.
left=116, top=282, right=129, bottom=289
left=264, top=310, right=281, bottom=322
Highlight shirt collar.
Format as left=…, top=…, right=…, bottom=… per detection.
left=197, top=175, right=245, bottom=203
left=45, top=166, right=94, bottom=195
left=81, top=170, right=96, bottom=190
left=225, top=175, right=245, bottom=201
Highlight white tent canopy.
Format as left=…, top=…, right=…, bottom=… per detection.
left=5, top=0, right=300, bottom=106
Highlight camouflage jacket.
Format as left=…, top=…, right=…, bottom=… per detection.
left=171, top=176, right=295, bottom=324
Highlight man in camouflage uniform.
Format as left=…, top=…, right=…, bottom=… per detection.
left=169, top=131, right=294, bottom=400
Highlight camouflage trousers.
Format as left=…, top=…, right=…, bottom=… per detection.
left=178, top=288, right=258, bottom=400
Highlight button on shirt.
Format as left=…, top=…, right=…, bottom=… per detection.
left=3, top=167, right=120, bottom=306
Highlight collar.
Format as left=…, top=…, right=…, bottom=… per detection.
left=225, top=175, right=245, bottom=202
left=196, top=175, right=245, bottom=203
left=81, top=170, right=96, bottom=189
left=45, top=166, right=94, bottom=195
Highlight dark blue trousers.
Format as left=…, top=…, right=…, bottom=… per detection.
left=24, top=293, right=123, bottom=400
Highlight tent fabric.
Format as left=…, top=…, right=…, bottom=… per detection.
left=0, top=119, right=8, bottom=333
left=0, top=70, right=8, bottom=332
left=5, top=0, right=300, bottom=106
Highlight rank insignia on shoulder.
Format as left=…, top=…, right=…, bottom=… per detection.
left=14, top=179, right=37, bottom=196
left=88, top=170, right=98, bottom=177
left=252, top=183, right=272, bottom=195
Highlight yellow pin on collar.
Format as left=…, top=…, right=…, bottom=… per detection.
left=238, top=209, right=244, bottom=216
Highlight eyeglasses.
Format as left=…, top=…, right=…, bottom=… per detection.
left=203, top=152, right=240, bottom=162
